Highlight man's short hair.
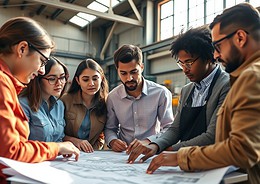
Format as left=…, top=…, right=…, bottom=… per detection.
left=209, top=3, right=260, bottom=41
left=113, top=44, right=143, bottom=68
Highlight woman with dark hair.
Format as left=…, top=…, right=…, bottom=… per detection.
left=61, top=59, right=109, bottom=152
left=0, top=17, right=79, bottom=182
left=19, top=56, right=69, bottom=142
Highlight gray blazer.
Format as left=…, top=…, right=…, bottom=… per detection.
left=154, top=67, right=230, bottom=152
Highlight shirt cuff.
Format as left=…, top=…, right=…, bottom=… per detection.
left=177, top=147, right=191, bottom=171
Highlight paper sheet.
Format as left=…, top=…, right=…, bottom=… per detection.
left=1, top=151, right=236, bottom=184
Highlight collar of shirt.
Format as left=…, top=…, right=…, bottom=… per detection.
left=0, top=59, right=26, bottom=94
left=194, top=64, right=219, bottom=93
left=43, top=95, right=58, bottom=110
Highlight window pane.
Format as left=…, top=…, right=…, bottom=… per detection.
left=161, top=0, right=173, bottom=19
left=189, top=18, right=204, bottom=28
left=174, top=0, right=188, bottom=35
left=188, top=1, right=204, bottom=26
left=189, top=0, right=204, bottom=8
left=160, top=16, right=173, bottom=40
left=96, top=0, right=120, bottom=7
left=206, top=0, right=223, bottom=24
left=87, top=1, right=108, bottom=12
left=249, top=0, right=260, bottom=7
left=226, top=0, right=246, bottom=8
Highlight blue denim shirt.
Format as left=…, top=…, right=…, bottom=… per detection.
left=19, top=96, right=65, bottom=142
left=77, top=108, right=91, bottom=140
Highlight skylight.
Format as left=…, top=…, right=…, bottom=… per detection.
left=69, top=0, right=124, bottom=28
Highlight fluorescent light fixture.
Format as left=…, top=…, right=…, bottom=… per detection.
left=69, top=15, right=89, bottom=27
left=78, top=12, right=96, bottom=22
left=69, top=0, right=125, bottom=28
left=96, top=0, right=120, bottom=7
left=87, top=1, right=108, bottom=12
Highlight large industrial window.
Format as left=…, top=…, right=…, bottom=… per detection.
left=159, top=0, right=174, bottom=40
left=158, top=0, right=260, bottom=41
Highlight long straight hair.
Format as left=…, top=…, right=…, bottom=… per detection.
left=68, top=59, right=109, bottom=116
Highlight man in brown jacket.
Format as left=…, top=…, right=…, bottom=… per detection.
left=128, top=3, right=260, bottom=183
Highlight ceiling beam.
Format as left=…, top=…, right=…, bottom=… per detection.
left=36, top=5, right=46, bottom=15
left=51, top=0, right=76, bottom=20
left=30, top=0, right=144, bottom=27
left=2, top=0, right=9, bottom=8
left=20, top=1, right=27, bottom=10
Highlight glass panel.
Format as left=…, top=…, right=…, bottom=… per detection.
left=69, top=16, right=89, bottom=27
left=160, top=16, right=173, bottom=40
left=206, top=0, right=223, bottom=24
left=161, top=0, right=173, bottom=19
left=226, top=0, right=235, bottom=8
left=189, top=2, right=204, bottom=22
left=174, top=12, right=187, bottom=35
left=96, top=0, right=120, bottom=7
left=78, top=13, right=96, bottom=22
left=189, top=0, right=204, bottom=8
left=174, top=0, right=188, bottom=35
left=189, top=18, right=204, bottom=28
left=249, top=0, right=260, bottom=7
left=87, top=1, right=108, bottom=12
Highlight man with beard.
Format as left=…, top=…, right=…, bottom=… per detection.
left=129, top=3, right=260, bottom=184
left=104, top=44, right=174, bottom=152
left=127, top=25, right=230, bottom=160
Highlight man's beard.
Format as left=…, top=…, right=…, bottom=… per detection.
left=224, top=43, right=241, bottom=73
left=123, top=80, right=138, bottom=91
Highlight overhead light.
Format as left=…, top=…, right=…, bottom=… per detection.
left=69, top=0, right=125, bottom=28
left=69, top=15, right=89, bottom=27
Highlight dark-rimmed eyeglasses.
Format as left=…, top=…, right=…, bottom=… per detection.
left=212, top=31, right=238, bottom=53
left=177, top=56, right=200, bottom=69
left=28, top=42, right=50, bottom=67
left=42, top=76, right=67, bottom=85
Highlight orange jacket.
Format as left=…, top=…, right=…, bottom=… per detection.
left=0, top=59, right=59, bottom=179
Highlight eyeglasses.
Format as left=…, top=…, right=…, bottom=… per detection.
left=177, top=56, right=200, bottom=69
left=28, top=42, right=50, bottom=67
left=212, top=31, right=237, bottom=53
left=42, top=76, right=67, bottom=85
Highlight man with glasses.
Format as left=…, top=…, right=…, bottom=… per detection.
left=127, top=26, right=230, bottom=161
left=131, top=3, right=260, bottom=183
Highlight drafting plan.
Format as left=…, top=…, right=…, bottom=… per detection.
left=0, top=151, right=236, bottom=184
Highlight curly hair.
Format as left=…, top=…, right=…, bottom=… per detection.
left=170, top=25, right=215, bottom=63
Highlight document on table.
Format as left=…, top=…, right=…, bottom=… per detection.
left=0, top=151, right=237, bottom=184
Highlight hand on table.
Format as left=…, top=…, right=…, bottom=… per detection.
left=57, top=141, right=80, bottom=161
left=110, top=139, right=128, bottom=152
left=126, top=139, right=150, bottom=154
left=127, top=143, right=158, bottom=164
left=74, top=139, right=94, bottom=153
left=146, top=151, right=178, bottom=174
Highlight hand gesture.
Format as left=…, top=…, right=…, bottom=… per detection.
left=126, top=139, right=150, bottom=155
left=147, top=151, right=178, bottom=174
left=57, top=141, right=80, bottom=161
left=127, top=143, right=158, bottom=163
left=110, top=139, right=127, bottom=152
left=74, top=139, right=94, bottom=153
